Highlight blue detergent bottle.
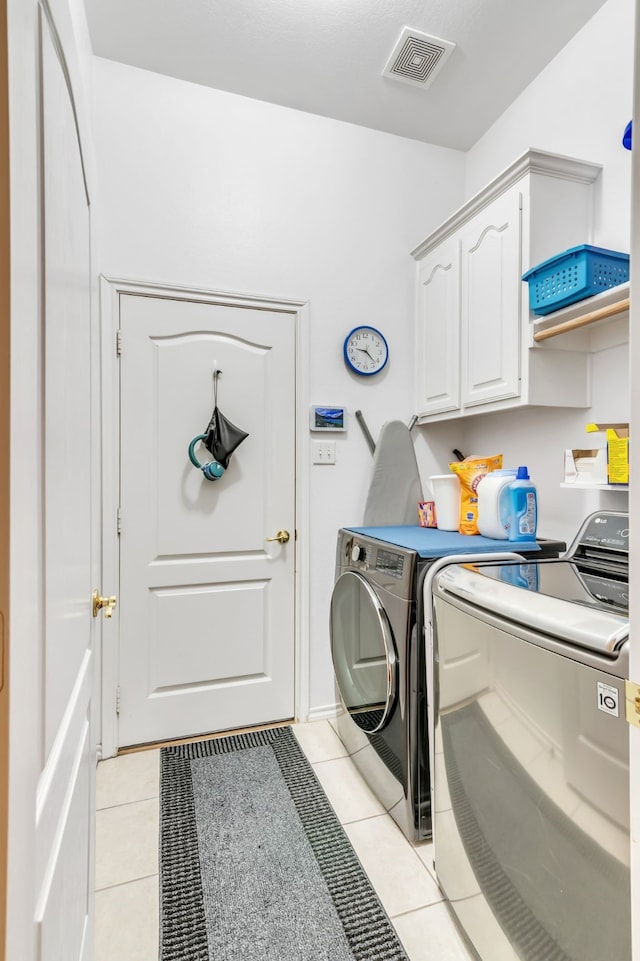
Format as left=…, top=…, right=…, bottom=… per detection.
left=500, top=466, right=538, bottom=542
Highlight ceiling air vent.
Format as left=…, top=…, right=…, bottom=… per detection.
left=383, top=27, right=456, bottom=90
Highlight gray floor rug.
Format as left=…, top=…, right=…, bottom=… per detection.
left=160, top=725, right=410, bottom=961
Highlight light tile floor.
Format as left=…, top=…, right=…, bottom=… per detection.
left=95, top=720, right=474, bottom=961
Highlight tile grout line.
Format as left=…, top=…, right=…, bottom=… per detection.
left=308, top=753, right=355, bottom=767
left=340, top=810, right=391, bottom=827
left=96, top=794, right=160, bottom=812
left=388, top=896, right=446, bottom=921
left=95, top=871, right=159, bottom=894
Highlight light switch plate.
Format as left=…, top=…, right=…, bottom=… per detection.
left=312, top=441, right=336, bottom=465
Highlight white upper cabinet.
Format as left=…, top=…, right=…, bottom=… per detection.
left=412, top=149, right=603, bottom=423
left=460, top=186, right=521, bottom=409
left=416, top=237, right=460, bottom=416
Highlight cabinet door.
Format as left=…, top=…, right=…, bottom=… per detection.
left=416, top=238, right=460, bottom=417
left=460, top=187, right=521, bottom=408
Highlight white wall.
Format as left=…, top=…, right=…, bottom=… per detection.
left=466, top=0, right=633, bottom=251
left=444, top=344, right=630, bottom=544
left=93, top=59, right=466, bottom=715
left=412, top=0, right=633, bottom=547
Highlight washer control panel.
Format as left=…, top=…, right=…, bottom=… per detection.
left=579, top=512, right=629, bottom=553
left=570, top=511, right=629, bottom=580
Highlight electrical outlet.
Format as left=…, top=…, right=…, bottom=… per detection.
left=312, top=441, right=336, bottom=465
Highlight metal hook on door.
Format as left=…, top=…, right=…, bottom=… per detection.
left=212, top=365, right=222, bottom=405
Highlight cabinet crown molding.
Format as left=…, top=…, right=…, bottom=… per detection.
left=411, top=148, right=602, bottom=261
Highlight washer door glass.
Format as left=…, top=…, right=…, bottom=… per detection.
left=330, top=570, right=397, bottom=734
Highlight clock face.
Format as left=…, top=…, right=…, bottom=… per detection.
left=343, top=326, right=389, bottom=376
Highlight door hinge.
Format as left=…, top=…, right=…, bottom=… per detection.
left=116, top=329, right=122, bottom=356
left=117, top=507, right=122, bottom=535
left=625, top=680, right=640, bottom=728
left=116, top=685, right=121, bottom=715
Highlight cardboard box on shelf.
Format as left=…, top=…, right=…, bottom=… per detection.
left=586, top=423, right=630, bottom=485
left=564, top=448, right=608, bottom=484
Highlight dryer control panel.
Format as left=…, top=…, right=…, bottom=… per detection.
left=336, top=530, right=416, bottom=599
left=375, top=548, right=405, bottom=579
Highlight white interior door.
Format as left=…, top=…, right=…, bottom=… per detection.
left=117, top=292, right=296, bottom=747
left=34, top=11, right=97, bottom=961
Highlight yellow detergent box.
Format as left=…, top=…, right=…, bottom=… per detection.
left=586, top=423, right=630, bottom=485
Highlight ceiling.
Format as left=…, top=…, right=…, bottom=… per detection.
left=83, top=0, right=608, bottom=151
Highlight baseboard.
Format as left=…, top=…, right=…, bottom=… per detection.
left=117, top=718, right=294, bottom=754
left=305, top=703, right=340, bottom=723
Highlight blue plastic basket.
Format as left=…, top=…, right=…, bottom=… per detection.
left=522, top=244, right=630, bottom=316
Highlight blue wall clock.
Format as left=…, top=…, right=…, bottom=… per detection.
left=343, top=326, right=389, bottom=376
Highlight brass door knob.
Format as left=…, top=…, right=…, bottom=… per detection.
left=266, top=530, right=290, bottom=544
left=93, top=590, right=117, bottom=619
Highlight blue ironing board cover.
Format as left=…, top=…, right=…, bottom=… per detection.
left=345, top=525, right=540, bottom=557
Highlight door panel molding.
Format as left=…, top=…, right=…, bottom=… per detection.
left=38, top=0, right=94, bottom=201
left=98, top=275, right=310, bottom=757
